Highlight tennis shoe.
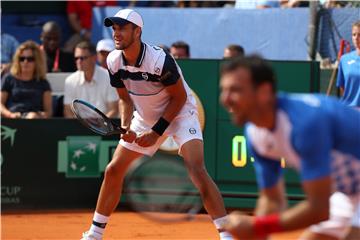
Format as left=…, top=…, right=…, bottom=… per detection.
left=81, top=231, right=101, bottom=240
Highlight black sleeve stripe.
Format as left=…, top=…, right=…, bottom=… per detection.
left=160, top=53, right=180, bottom=86
left=108, top=70, right=125, bottom=88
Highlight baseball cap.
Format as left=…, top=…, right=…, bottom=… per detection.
left=104, top=9, right=143, bottom=28
left=96, top=39, right=115, bottom=52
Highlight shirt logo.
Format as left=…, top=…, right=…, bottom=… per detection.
left=347, top=60, right=355, bottom=65
left=142, top=72, right=148, bottom=80
left=189, top=128, right=196, bottom=134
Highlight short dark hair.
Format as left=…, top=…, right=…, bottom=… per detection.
left=75, top=41, right=96, bottom=55
left=226, top=44, right=245, bottom=57
left=221, top=55, right=276, bottom=91
left=171, top=41, right=190, bottom=56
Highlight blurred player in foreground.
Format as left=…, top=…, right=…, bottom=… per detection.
left=220, top=55, right=360, bottom=240
left=81, top=9, right=232, bottom=240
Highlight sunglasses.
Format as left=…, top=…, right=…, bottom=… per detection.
left=74, top=55, right=91, bottom=61
left=19, top=56, right=35, bottom=62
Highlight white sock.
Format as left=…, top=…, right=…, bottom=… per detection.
left=213, top=215, right=228, bottom=230
left=88, top=212, right=109, bottom=239
left=219, top=231, right=233, bottom=240
left=213, top=216, right=233, bottom=240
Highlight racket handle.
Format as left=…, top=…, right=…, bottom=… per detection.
left=121, top=130, right=137, bottom=143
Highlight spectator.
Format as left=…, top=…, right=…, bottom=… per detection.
left=158, top=44, right=170, bottom=53
left=1, top=33, right=19, bottom=76
left=170, top=41, right=190, bottom=59
left=40, top=21, right=76, bottom=72
left=257, top=0, right=281, bottom=8
left=1, top=40, right=52, bottom=119
left=96, top=39, right=115, bottom=70
left=64, top=0, right=117, bottom=53
left=223, top=44, right=245, bottom=59
left=336, top=20, right=360, bottom=107
left=63, top=41, right=118, bottom=118
left=281, top=0, right=309, bottom=8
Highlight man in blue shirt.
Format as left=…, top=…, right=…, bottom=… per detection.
left=336, top=20, right=360, bottom=107
left=220, top=55, right=360, bottom=240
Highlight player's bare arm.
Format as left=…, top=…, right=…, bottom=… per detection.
left=281, top=176, right=332, bottom=230
left=105, top=100, right=119, bottom=118
left=226, top=176, right=332, bottom=239
left=255, top=178, right=287, bottom=216
left=160, top=77, right=187, bottom=122
left=117, top=88, right=136, bottom=142
left=135, top=77, right=187, bottom=147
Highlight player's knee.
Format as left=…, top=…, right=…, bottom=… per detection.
left=104, top=162, right=125, bottom=180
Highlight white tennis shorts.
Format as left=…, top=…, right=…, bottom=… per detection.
left=309, top=192, right=360, bottom=239
left=120, top=113, right=203, bottom=156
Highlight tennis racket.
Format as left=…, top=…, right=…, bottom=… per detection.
left=71, top=99, right=126, bottom=136
left=124, top=154, right=203, bottom=222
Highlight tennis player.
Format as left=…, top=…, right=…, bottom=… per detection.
left=81, top=9, right=232, bottom=240
left=220, top=55, right=360, bottom=240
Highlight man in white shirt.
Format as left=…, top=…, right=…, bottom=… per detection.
left=81, top=9, right=232, bottom=240
left=63, top=41, right=119, bottom=118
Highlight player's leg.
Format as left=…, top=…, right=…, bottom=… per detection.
left=180, top=139, right=232, bottom=240
left=83, top=116, right=165, bottom=240
left=299, top=192, right=355, bottom=240
left=95, top=144, right=143, bottom=215
left=299, top=230, right=339, bottom=240
left=345, top=227, right=360, bottom=240
left=345, top=200, right=360, bottom=240
left=82, top=144, right=143, bottom=240
left=181, top=139, right=226, bottom=218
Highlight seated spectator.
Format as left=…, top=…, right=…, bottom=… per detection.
left=40, top=21, right=76, bottom=72
left=64, top=0, right=117, bottom=53
left=63, top=41, right=118, bottom=118
left=96, top=39, right=115, bottom=70
left=1, top=33, right=19, bottom=76
left=223, top=44, right=245, bottom=59
left=1, top=40, right=52, bottom=119
left=170, top=41, right=190, bottom=59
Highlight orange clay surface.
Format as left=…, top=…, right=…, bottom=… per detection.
left=2, top=211, right=303, bottom=240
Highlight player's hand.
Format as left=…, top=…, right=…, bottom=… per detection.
left=121, top=130, right=137, bottom=143
left=225, top=211, right=259, bottom=240
left=135, top=130, right=160, bottom=147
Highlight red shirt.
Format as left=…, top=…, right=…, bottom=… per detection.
left=67, top=1, right=117, bottom=30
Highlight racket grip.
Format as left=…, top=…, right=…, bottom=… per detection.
left=122, top=130, right=137, bottom=143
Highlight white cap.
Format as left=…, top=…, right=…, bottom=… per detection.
left=96, top=39, right=115, bottom=52
left=104, top=9, right=143, bottom=28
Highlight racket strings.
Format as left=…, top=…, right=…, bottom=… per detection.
left=126, top=159, right=203, bottom=221
left=73, top=103, right=111, bottom=134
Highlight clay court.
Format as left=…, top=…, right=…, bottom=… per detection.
left=2, top=211, right=303, bottom=240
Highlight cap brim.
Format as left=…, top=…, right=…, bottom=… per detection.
left=104, top=17, right=132, bottom=27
